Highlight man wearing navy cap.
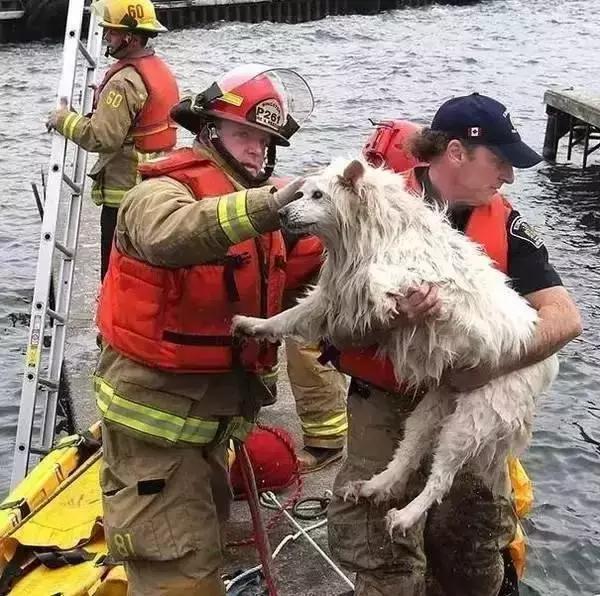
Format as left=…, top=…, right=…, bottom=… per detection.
left=327, top=94, right=582, bottom=596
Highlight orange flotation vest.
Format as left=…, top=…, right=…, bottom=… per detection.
left=333, top=168, right=512, bottom=392
left=284, top=236, right=324, bottom=290
left=97, top=148, right=287, bottom=374
left=95, top=54, right=179, bottom=152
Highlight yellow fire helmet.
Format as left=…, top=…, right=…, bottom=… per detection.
left=91, top=0, right=168, bottom=36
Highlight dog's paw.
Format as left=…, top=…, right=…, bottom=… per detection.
left=342, top=479, right=390, bottom=503
left=372, top=486, right=394, bottom=505
left=385, top=503, right=425, bottom=537
left=231, top=315, right=279, bottom=342
left=341, top=481, right=368, bottom=503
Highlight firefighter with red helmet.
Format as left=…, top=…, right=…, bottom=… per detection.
left=182, top=66, right=350, bottom=474
left=94, top=64, right=319, bottom=595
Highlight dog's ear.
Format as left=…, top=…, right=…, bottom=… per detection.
left=341, top=160, right=365, bottom=189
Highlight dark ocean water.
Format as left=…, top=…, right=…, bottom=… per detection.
left=0, top=1, right=599, bottom=593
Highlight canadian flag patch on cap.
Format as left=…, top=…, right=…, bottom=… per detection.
left=468, top=127, right=482, bottom=137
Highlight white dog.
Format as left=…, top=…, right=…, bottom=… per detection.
left=232, top=158, right=558, bottom=535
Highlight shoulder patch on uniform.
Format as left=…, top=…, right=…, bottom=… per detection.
left=509, top=215, right=544, bottom=248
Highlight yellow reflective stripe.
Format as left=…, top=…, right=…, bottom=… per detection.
left=259, top=365, right=279, bottom=384
left=94, top=377, right=219, bottom=445
left=96, top=383, right=184, bottom=443
left=217, top=191, right=257, bottom=243
left=301, top=411, right=348, bottom=437
left=62, top=112, right=84, bottom=140
left=221, top=91, right=243, bottom=107
left=91, top=187, right=128, bottom=207
left=135, top=150, right=161, bottom=184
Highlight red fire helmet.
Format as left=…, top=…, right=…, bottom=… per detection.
left=362, top=119, right=421, bottom=173
left=229, top=425, right=299, bottom=498
left=171, top=64, right=314, bottom=147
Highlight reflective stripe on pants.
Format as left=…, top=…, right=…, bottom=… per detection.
left=94, top=376, right=253, bottom=446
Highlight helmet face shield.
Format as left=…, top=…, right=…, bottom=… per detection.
left=187, top=64, right=314, bottom=146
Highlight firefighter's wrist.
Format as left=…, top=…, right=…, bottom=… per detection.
left=245, top=187, right=282, bottom=233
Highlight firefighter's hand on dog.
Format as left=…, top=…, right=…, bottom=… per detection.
left=271, top=177, right=306, bottom=209
left=388, top=283, right=442, bottom=324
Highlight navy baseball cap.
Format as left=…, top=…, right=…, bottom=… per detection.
left=430, top=93, right=542, bottom=168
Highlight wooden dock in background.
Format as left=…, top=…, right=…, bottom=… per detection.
left=1, top=0, right=480, bottom=43
left=0, top=0, right=24, bottom=41
left=543, top=87, right=600, bottom=169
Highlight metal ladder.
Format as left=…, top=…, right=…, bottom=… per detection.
left=10, top=0, right=103, bottom=489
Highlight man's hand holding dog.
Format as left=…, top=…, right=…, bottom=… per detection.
left=388, top=283, right=442, bottom=324
left=388, top=284, right=495, bottom=392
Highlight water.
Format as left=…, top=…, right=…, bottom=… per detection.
left=1, top=0, right=599, bottom=593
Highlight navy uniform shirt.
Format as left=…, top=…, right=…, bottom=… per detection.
left=419, top=168, right=562, bottom=296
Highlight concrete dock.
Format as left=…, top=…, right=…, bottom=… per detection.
left=1, top=0, right=481, bottom=43
left=542, top=87, right=600, bottom=169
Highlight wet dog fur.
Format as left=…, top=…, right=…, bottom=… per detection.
left=232, top=158, right=558, bottom=535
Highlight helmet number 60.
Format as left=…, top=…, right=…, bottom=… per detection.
left=128, top=4, right=145, bottom=18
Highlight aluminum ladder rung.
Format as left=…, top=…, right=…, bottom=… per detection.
left=62, top=172, right=82, bottom=194
left=29, top=446, right=50, bottom=456
left=38, top=377, right=59, bottom=391
left=77, top=39, right=97, bottom=67
left=47, top=308, right=66, bottom=324
left=55, top=240, right=74, bottom=258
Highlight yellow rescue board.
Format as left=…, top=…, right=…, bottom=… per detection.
left=8, top=536, right=127, bottom=596
left=0, top=425, right=127, bottom=595
left=0, top=423, right=101, bottom=538
left=7, top=454, right=102, bottom=552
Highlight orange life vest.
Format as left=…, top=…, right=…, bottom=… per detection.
left=95, top=54, right=179, bottom=152
left=334, top=168, right=512, bottom=392
left=285, top=236, right=324, bottom=290
left=97, top=148, right=287, bottom=374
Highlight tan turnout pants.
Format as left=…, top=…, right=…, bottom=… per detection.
left=286, top=338, right=349, bottom=449
left=101, top=423, right=230, bottom=596
left=327, top=385, right=517, bottom=596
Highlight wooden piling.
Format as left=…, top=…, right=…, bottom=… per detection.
left=274, top=1, right=282, bottom=22
left=264, top=2, right=272, bottom=22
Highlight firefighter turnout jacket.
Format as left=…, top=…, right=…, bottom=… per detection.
left=53, top=51, right=179, bottom=207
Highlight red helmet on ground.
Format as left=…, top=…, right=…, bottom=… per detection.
left=229, top=425, right=299, bottom=498
left=171, top=64, right=314, bottom=147
left=362, top=119, right=421, bottom=173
